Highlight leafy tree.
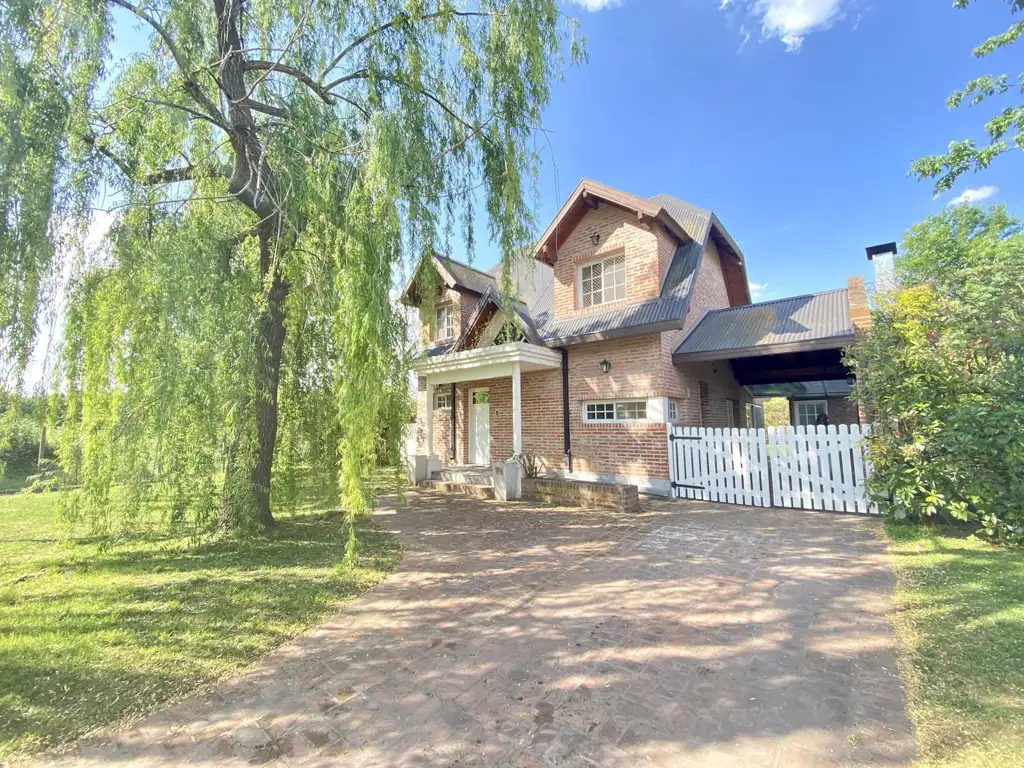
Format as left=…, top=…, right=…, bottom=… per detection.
left=912, top=0, right=1024, bottom=191
left=760, top=397, right=789, bottom=428
left=848, top=204, right=1024, bottom=542
left=0, top=0, right=581, bottom=532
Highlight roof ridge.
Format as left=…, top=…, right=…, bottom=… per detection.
left=436, top=254, right=497, bottom=279
left=649, top=193, right=711, bottom=218
left=701, top=288, right=848, bottom=315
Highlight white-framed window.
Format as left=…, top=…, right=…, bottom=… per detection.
left=472, top=390, right=490, bottom=405
left=434, top=304, right=454, bottom=341
left=793, top=399, right=828, bottom=427
left=579, top=252, right=627, bottom=309
left=583, top=399, right=648, bottom=423
left=667, top=398, right=679, bottom=422
left=434, top=390, right=452, bottom=409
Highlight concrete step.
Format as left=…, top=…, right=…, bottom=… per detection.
left=432, top=467, right=494, bottom=486
left=421, top=480, right=495, bottom=500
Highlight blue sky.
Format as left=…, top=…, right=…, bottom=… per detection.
left=461, top=0, right=1024, bottom=301
left=99, top=0, right=1023, bottom=303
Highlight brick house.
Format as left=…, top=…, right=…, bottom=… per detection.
left=405, top=179, right=866, bottom=495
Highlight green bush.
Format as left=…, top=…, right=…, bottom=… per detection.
left=847, top=204, right=1024, bottom=542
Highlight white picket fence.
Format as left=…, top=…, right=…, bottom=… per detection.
left=668, top=426, right=772, bottom=507
left=668, top=424, right=877, bottom=515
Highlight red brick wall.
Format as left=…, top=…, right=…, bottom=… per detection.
left=825, top=396, right=860, bottom=426
left=416, top=378, right=458, bottom=458
left=551, top=205, right=675, bottom=319
left=415, top=378, right=511, bottom=463
left=520, top=335, right=669, bottom=482
left=464, top=377, right=512, bottom=463
left=416, top=285, right=478, bottom=346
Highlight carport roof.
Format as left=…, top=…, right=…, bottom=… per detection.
left=673, top=288, right=855, bottom=362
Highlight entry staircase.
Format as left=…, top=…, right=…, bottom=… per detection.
left=422, top=465, right=495, bottom=499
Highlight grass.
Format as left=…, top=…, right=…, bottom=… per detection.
left=0, top=489, right=402, bottom=759
left=0, top=470, right=30, bottom=493
left=885, top=520, right=1024, bottom=767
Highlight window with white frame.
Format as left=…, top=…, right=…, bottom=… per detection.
left=583, top=399, right=647, bottom=423
left=434, top=390, right=452, bottom=409
left=434, top=304, right=454, bottom=341
left=793, top=399, right=828, bottom=427
left=667, top=398, right=679, bottom=422
left=579, top=253, right=627, bottom=309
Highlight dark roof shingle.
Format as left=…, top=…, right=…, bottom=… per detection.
left=674, top=289, right=854, bottom=359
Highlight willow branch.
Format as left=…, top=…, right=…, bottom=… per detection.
left=105, top=0, right=227, bottom=129
left=319, top=10, right=499, bottom=81
left=244, top=60, right=333, bottom=103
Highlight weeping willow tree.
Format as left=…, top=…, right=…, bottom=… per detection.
left=0, top=0, right=581, bottom=532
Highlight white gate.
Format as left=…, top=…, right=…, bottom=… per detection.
left=767, top=424, right=876, bottom=514
left=668, top=424, right=878, bottom=514
left=668, top=426, right=771, bottom=507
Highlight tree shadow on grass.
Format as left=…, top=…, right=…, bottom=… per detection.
left=885, top=521, right=1024, bottom=765
left=0, top=512, right=401, bottom=760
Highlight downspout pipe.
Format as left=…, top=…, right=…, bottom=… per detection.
left=561, top=348, right=573, bottom=473
left=450, top=382, right=457, bottom=461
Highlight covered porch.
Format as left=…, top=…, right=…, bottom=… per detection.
left=412, top=342, right=564, bottom=467
left=673, top=285, right=864, bottom=426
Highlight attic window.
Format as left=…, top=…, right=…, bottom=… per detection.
left=579, top=253, right=626, bottom=309
left=434, top=304, right=454, bottom=341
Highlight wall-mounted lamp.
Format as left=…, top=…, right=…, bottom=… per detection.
left=590, top=232, right=601, bottom=246
left=599, top=359, right=611, bottom=374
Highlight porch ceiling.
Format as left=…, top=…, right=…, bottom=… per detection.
left=412, top=341, right=561, bottom=385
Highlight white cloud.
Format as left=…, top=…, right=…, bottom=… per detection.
left=948, top=185, right=999, bottom=206
left=723, top=0, right=851, bottom=51
left=566, top=0, right=619, bottom=10
left=749, top=281, right=769, bottom=301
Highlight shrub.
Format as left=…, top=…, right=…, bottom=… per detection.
left=513, top=451, right=541, bottom=479
left=847, top=204, right=1024, bottom=542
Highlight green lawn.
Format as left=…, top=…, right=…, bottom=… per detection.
left=886, top=521, right=1024, bottom=767
left=0, top=490, right=402, bottom=759
left=0, top=470, right=30, bottom=493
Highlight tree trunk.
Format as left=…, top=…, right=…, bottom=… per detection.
left=250, top=271, right=288, bottom=528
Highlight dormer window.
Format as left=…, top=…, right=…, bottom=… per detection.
left=434, top=304, right=454, bottom=341
left=579, top=253, right=626, bottom=309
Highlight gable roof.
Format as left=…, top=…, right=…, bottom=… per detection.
left=533, top=179, right=697, bottom=264
left=401, top=254, right=497, bottom=303
left=535, top=235, right=706, bottom=346
left=449, top=286, right=541, bottom=352
left=673, top=289, right=854, bottom=362
left=445, top=258, right=497, bottom=295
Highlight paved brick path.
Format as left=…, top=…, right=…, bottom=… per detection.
left=45, top=492, right=914, bottom=767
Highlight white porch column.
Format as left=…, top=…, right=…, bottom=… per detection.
left=512, top=361, right=522, bottom=456
left=424, top=376, right=434, bottom=457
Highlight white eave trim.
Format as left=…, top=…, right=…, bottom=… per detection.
left=412, top=342, right=561, bottom=382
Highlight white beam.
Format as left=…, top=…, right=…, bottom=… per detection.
left=512, top=361, right=522, bottom=456
left=424, top=376, right=434, bottom=458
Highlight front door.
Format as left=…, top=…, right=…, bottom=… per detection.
left=469, top=389, right=491, bottom=465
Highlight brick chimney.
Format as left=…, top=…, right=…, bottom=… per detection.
left=847, top=275, right=872, bottom=424
left=847, top=275, right=871, bottom=332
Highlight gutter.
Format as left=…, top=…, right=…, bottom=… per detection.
left=450, top=382, right=457, bottom=460
left=561, top=348, right=572, bottom=472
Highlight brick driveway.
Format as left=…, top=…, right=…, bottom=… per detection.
left=53, top=492, right=914, bottom=767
